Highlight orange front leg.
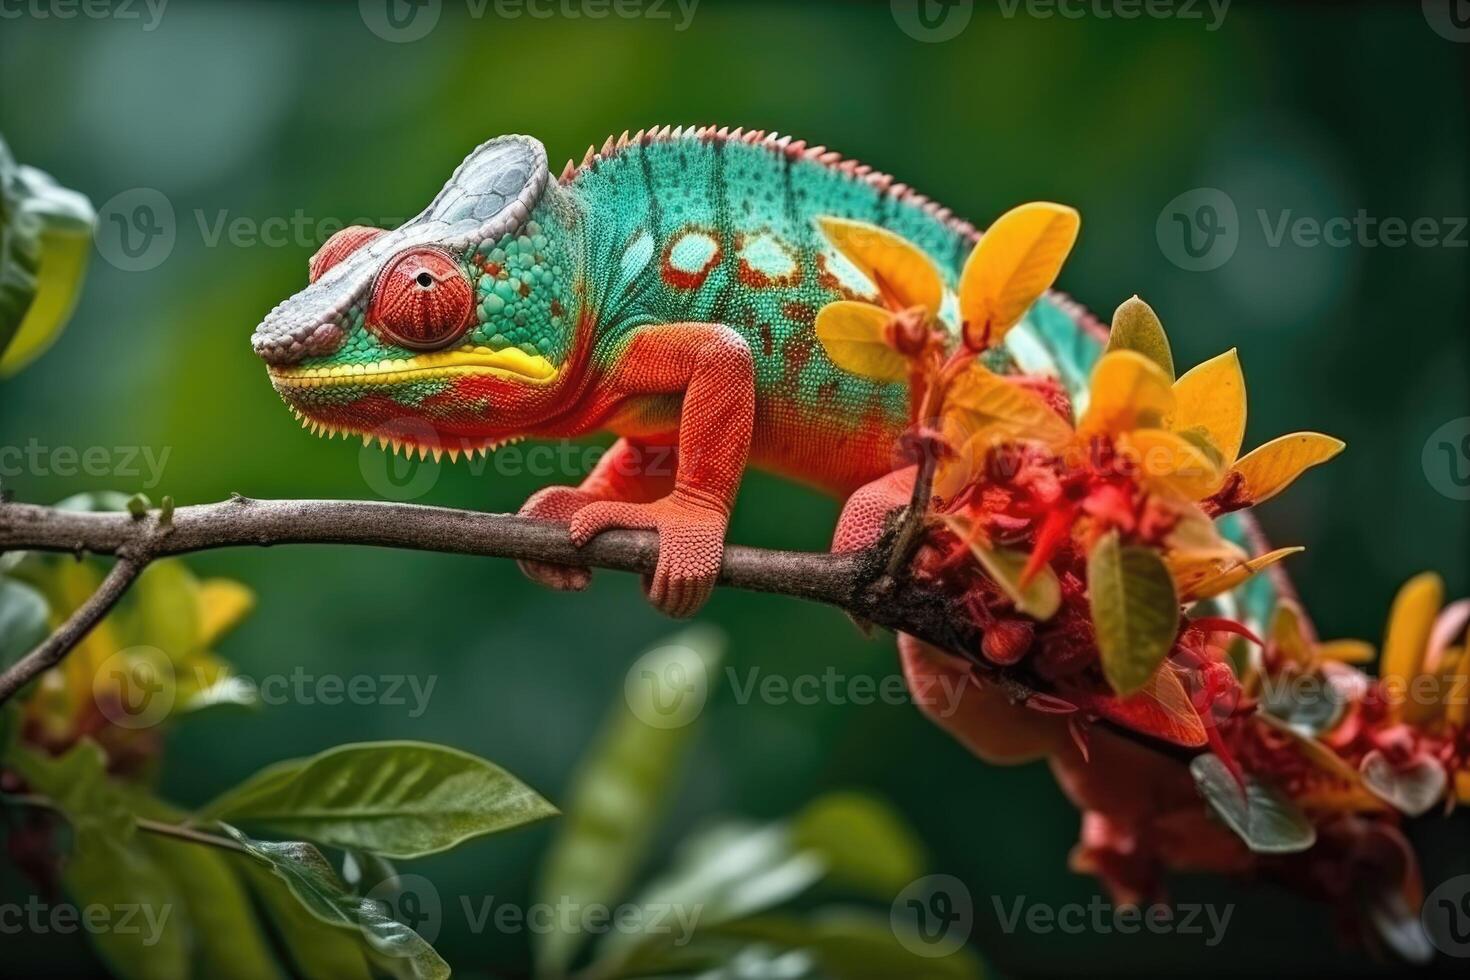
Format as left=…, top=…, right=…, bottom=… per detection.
left=567, top=322, right=755, bottom=618
left=517, top=435, right=677, bottom=591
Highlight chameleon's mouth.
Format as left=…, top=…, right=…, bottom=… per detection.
left=266, top=346, right=559, bottom=389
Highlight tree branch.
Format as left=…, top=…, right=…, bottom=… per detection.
left=0, top=496, right=1193, bottom=760
left=0, top=555, right=142, bottom=703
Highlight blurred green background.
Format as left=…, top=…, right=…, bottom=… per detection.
left=1, top=1, right=1466, bottom=976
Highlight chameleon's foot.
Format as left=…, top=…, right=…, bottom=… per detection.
left=516, top=486, right=596, bottom=591
left=568, top=491, right=726, bottom=619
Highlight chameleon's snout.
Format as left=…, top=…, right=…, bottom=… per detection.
left=251, top=296, right=347, bottom=366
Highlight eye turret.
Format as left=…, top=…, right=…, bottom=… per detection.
left=308, top=225, right=386, bottom=283
left=367, top=246, right=474, bottom=350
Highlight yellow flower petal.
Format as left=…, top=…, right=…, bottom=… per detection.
left=1457, top=770, right=1470, bottom=804
left=817, top=216, right=943, bottom=316
left=1078, top=350, right=1176, bottom=437
left=944, top=364, right=1074, bottom=453
left=1117, top=428, right=1225, bottom=500
left=1105, top=295, right=1174, bottom=379
left=1171, top=546, right=1304, bottom=603
left=814, top=300, right=909, bottom=382
left=1381, top=571, right=1443, bottom=723
left=1224, top=432, right=1344, bottom=507
left=198, top=579, right=257, bottom=648
left=958, top=202, right=1079, bottom=350
left=1171, top=349, right=1247, bottom=468
left=1314, top=639, right=1376, bottom=665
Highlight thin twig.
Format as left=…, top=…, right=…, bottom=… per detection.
left=136, top=817, right=250, bottom=854
left=0, top=556, right=143, bottom=704
left=0, top=792, right=248, bottom=853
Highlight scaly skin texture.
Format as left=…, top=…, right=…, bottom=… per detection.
left=250, top=126, right=1142, bottom=617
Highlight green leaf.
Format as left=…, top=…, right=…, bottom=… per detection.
left=235, top=856, right=374, bottom=980
left=0, top=575, right=49, bottom=667
left=221, top=824, right=448, bottom=980
left=534, top=625, right=725, bottom=977
left=200, top=740, right=555, bottom=859
left=944, top=520, right=1061, bottom=621
left=599, top=820, right=827, bottom=972
left=1359, top=750, right=1447, bottom=817
left=1191, top=753, right=1317, bottom=854
left=1088, top=531, right=1180, bottom=696
left=8, top=743, right=189, bottom=980
left=0, top=139, right=95, bottom=375
left=1105, top=295, right=1174, bottom=379
left=342, top=849, right=400, bottom=895
left=789, top=792, right=926, bottom=897
left=0, top=136, right=42, bottom=358
left=1258, top=669, right=1343, bottom=735
left=125, top=791, right=284, bottom=980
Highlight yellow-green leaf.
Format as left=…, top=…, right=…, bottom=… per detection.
left=958, top=201, right=1079, bottom=350
left=942, top=516, right=1061, bottom=620
left=1078, top=349, right=1176, bottom=438
left=198, top=578, right=256, bottom=648
left=943, top=363, right=1073, bottom=453
left=1088, top=531, right=1180, bottom=696
left=1171, top=545, right=1304, bottom=603
left=1118, top=427, right=1225, bottom=500
left=1227, top=432, right=1345, bottom=506
left=813, top=300, right=908, bottom=382
left=1105, top=295, right=1174, bottom=379
left=1171, top=349, right=1247, bottom=467
left=816, top=216, right=942, bottom=315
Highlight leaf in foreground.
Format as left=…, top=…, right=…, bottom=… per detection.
left=201, top=740, right=556, bottom=859
left=221, top=824, right=448, bottom=980
left=534, top=625, right=725, bottom=977
left=1088, top=530, right=1180, bottom=696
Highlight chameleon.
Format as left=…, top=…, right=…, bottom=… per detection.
left=251, top=125, right=1275, bottom=627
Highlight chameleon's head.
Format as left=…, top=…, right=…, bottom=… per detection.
left=252, top=135, right=581, bottom=452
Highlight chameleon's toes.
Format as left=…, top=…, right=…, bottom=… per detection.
left=517, top=559, right=591, bottom=592
left=517, top=486, right=598, bottom=591
left=569, top=495, right=727, bottom=619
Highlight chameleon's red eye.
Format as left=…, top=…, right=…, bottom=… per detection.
left=367, top=247, right=474, bottom=350
left=308, top=225, right=385, bottom=283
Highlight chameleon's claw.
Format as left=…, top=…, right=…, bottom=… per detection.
left=568, top=493, right=727, bottom=619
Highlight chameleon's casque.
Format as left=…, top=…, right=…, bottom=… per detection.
left=252, top=126, right=1263, bottom=623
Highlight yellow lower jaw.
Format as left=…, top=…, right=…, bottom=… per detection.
left=268, top=346, right=559, bottom=388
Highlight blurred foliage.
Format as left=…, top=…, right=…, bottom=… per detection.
left=0, top=1, right=1466, bottom=976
